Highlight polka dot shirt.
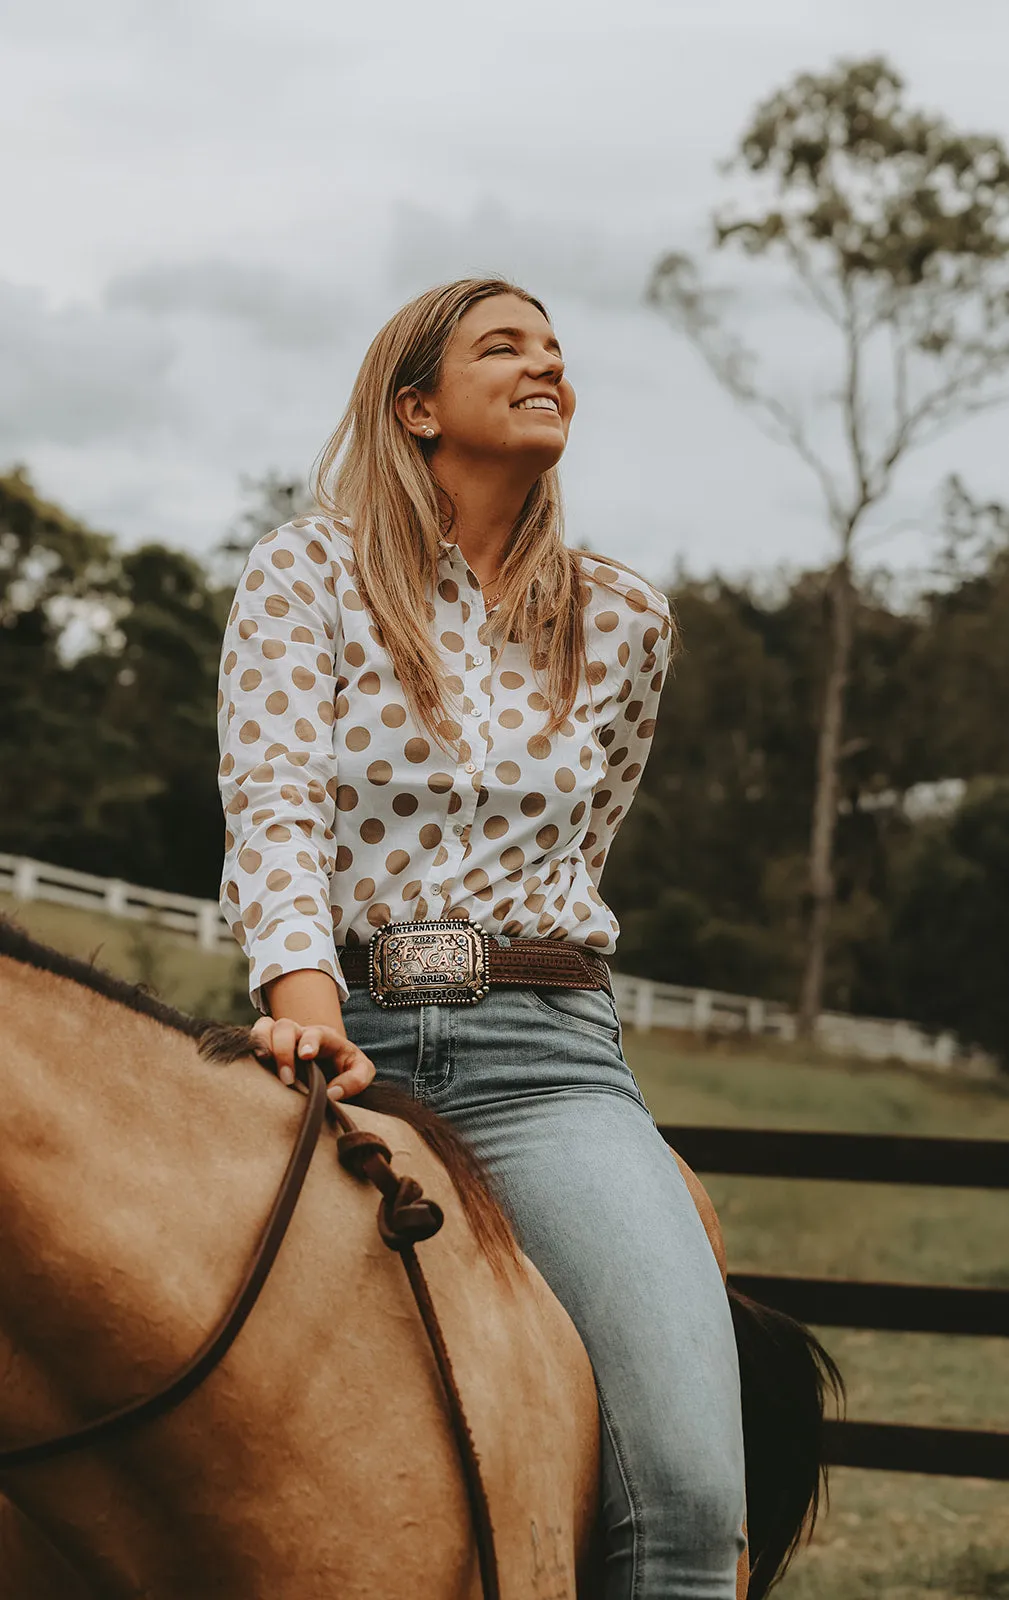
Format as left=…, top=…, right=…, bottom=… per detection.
left=218, top=515, right=672, bottom=1011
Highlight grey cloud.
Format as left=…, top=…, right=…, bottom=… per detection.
left=104, top=260, right=351, bottom=349
left=0, top=280, right=179, bottom=447
left=387, top=199, right=665, bottom=313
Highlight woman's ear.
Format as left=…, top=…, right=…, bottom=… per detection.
left=395, top=386, right=439, bottom=440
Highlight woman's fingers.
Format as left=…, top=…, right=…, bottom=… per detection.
left=248, top=1020, right=372, bottom=1099
left=325, top=1040, right=377, bottom=1103
left=266, top=1018, right=300, bottom=1085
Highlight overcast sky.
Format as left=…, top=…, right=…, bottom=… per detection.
left=2, top=0, right=1008, bottom=585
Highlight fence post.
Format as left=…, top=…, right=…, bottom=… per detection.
left=13, top=857, right=38, bottom=901
left=692, top=990, right=713, bottom=1033
left=105, top=880, right=128, bottom=916
left=633, top=979, right=654, bottom=1033
left=746, top=997, right=766, bottom=1037
left=197, top=902, right=220, bottom=952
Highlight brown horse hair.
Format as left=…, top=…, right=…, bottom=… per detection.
left=728, top=1287, right=845, bottom=1598
left=0, top=916, right=521, bottom=1282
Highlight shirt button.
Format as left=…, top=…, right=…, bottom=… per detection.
left=453, top=823, right=465, bottom=836
left=472, top=655, right=484, bottom=666
left=465, top=761, right=477, bottom=774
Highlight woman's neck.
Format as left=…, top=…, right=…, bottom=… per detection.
left=433, top=452, right=536, bottom=584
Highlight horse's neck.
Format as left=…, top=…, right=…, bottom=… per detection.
left=0, top=958, right=292, bottom=1442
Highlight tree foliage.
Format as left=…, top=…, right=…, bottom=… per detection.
left=648, top=55, right=1009, bottom=1034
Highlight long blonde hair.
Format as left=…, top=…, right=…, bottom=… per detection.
left=312, top=277, right=588, bottom=745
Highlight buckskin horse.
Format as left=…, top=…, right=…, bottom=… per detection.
left=0, top=917, right=840, bottom=1599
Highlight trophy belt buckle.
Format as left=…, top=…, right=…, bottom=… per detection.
left=368, top=917, right=491, bottom=1008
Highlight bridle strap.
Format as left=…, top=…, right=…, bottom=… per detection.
left=0, top=1062, right=328, bottom=1471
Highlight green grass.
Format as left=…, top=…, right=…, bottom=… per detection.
left=0, top=892, right=250, bottom=1020
left=622, top=1030, right=1009, bottom=1599
left=4, top=900, right=1007, bottom=1596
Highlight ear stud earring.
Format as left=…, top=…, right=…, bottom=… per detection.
left=422, top=427, right=435, bottom=438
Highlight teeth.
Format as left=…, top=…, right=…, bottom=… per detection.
left=516, top=397, right=558, bottom=411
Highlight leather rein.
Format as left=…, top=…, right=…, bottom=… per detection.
left=0, top=1060, right=500, bottom=1600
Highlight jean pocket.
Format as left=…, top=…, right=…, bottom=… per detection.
left=524, top=985, right=622, bottom=1042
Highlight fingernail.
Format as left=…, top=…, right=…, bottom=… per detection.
left=298, top=1042, right=316, bottom=1058
left=328, top=1085, right=344, bottom=1101
left=280, top=1066, right=295, bottom=1086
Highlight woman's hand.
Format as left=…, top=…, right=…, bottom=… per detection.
left=250, top=1015, right=376, bottom=1103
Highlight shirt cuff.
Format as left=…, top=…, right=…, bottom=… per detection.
left=248, top=921, right=349, bottom=1013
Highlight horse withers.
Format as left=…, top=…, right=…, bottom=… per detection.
left=0, top=917, right=839, bottom=1598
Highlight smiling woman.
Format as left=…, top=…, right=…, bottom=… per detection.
left=215, top=276, right=748, bottom=1598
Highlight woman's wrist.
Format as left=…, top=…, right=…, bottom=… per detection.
left=264, top=968, right=347, bottom=1034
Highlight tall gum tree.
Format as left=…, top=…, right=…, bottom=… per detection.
left=648, top=56, right=1009, bottom=1035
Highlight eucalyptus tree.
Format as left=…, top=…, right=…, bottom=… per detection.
left=649, top=57, right=1009, bottom=1033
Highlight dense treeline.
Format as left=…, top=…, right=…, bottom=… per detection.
left=2, top=467, right=1007, bottom=1061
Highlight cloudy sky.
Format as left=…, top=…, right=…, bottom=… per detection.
left=2, top=0, right=1008, bottom=585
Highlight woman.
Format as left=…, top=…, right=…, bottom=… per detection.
left=217, top=277, right=746, bottom=1596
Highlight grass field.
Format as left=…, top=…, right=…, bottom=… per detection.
left=625, top=1032, right=1009, bottom=1600
left=4, top=894, right=1007, bottom=1596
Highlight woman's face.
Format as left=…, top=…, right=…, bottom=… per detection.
left=401, top=292, right=576, bottom=472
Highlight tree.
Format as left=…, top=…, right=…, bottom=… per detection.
left=648, top=57, right=1009, bottom=1034
left=891, top=784, right=1009, bottom=1064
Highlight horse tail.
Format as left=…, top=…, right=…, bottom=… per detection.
left=728, top=1285, right=845, bottom=1599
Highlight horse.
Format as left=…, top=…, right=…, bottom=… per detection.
left=0, top=916, right=841, bottom=1598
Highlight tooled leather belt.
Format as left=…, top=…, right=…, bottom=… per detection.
left=337, top=919, right=611, bottom=1006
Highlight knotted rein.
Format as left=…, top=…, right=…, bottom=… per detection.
left=0, top=1059, right=500, bottom=1600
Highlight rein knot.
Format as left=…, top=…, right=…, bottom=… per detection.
left=337, top=1126, right=393, bottom=1177
left=336, top=1125, right=445, bottom=1251
left=378, top=1175, right=445, bottom=1251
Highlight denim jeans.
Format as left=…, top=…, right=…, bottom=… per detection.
left=340, top=976, right=746, bottom=1599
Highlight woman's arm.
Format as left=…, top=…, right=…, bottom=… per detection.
left=582, top=596, right=674, bottom=883
left=217, top=518, right=346, bottom=1011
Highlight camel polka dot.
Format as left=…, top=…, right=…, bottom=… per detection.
left=218, top=514, right=671, bottom=1008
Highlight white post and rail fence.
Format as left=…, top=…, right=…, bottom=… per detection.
left=1, top=850, right=997, bottom=1079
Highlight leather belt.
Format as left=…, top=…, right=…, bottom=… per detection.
left=337, top=920, right=611, bottom=1007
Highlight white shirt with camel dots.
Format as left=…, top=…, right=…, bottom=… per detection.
left=217, top=515, right=672, bottom=1012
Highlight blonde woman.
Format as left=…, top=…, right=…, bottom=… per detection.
left=218, top=278, right=745, bottom=1595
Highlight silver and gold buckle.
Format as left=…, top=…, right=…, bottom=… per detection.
left=368, top=917, right=491, bottom=1007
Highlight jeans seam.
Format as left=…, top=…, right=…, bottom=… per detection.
left=413, top=1006, right=453, bottom=1099
left=411, top=1005, right=427, bottom=1100
left=597, top=1381, right=643, bottom=1599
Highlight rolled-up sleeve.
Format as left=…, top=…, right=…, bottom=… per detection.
left=217, top=520, right=348, bottom=1010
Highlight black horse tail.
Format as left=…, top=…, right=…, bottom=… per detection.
left=728, top=1286, right=845, bottom=1598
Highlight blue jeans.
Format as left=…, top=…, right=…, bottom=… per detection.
left=340, top=977, right=746, bottom=1599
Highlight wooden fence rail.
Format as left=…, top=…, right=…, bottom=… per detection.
left=661, top=1124, right=1009, bottom=1481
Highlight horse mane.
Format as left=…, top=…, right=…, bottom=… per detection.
left=0, top=915, right=521, bottom=1280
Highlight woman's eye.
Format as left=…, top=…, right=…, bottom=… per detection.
left=485, top=344, right=516, bottom=355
